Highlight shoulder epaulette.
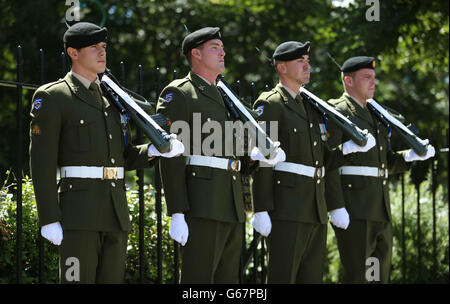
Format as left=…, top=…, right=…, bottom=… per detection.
left=39, top=78, right=65, bottom=91
left=259, top=89, right=278, bottom=101
left=170, top=77, right=190, bottom=88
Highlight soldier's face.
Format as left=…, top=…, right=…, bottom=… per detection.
left=351, top=69, right=376, bottom=100
left=70, top=42, right=107, bottom=76
left=284, top=55, right=310, bottom=85
left=196, top=39, right=226, bottom=75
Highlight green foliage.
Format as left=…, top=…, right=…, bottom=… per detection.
left=0, top=172, right=59, bottom=284
left=390, top=171, right=449, bottom=283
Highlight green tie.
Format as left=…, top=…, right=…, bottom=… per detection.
left=89, top=82, right=103, bottom=106
left=295, top=94, right=307, bottom=114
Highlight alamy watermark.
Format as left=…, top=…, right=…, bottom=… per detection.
left=65, top=0, right=80, bottom=22
left=366, top=0, right=380, bottom=22
left=65, top=257, right=80, bottom=282
left=169, top=113, right=279, bottom=157
left=365, top=257, right=380, bottom=282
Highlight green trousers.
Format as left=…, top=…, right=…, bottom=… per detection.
left=180, top=217, right=244, bottom=283
left=59, top=230, right=128, bottom=284
left=267, top=221, right=327, bottom=284
left=333, top=219, right=393, bottom=283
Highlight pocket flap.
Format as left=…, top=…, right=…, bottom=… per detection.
left=187, top=165, right=213, bottom=180
left=59, top=178, right=90, bottom=193
left=274, top=171, right=296, bottom=188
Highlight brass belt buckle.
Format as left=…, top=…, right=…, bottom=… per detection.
left=103, top=167, right=118, bottom=180
left=228, top=160, right=241, bottom=172
left=315, top=167, right=322, bottom=178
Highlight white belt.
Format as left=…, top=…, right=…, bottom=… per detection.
left=60, top=166, right=124, bottom=180
left=186, top=155, right=241, bottom=172
left=274, top=162, right=324, bottom=178
left=339, top=166, right=388, bottom=178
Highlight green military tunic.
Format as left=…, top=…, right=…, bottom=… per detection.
left=252, top=84, right=344, bottom=283
left=325, top=93, right=409, bottom=283
left=156, top=72, right=245, bottom=283
left=29, top=72, right=153, bottom=283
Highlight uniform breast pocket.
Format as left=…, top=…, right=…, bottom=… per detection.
left=64, top=120, right=96, bottom=152
left=288, top=128, right=306, bottom=157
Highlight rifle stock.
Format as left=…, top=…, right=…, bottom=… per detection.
left=216, top=76, right=278, bottom=157
left=366, top=98, right=427, bottom=156
left=299, top=87, right=368, bottom=146
left=100, top=72, right=172, bottom=153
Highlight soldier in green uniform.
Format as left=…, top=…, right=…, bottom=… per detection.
left=250, top=42, right=376, bottom=283
left=156, top=27, right=247, bottom=283
left=325, top=56, right=435, bottom=283
left=29, top=22, right=183, bottom=283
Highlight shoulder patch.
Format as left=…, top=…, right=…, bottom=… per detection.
left=163, top=92, right=174, bottom=103
left=255, top=105, right=264, bottom=116
left=32, top=97, right=43, bottom=111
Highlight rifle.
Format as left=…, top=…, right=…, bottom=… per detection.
left=100, top=69, right=172, bottom=153
left=366, top=98, right=428, bottom=156
left=299, top=87, right=368, bottom=146
left=216, top=75, right=279, bottom=157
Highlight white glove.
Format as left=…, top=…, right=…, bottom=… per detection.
left=250, top=141, right=286, bottom=166
left=404, top=140, right=435, bottom=162
left=342, top=132, right=376, bottom=155
left=251, top=211, right=272, bottom=237
left=148, top=134, right=185, bottom=158
left=169, top=213, right=189, bottom=246
left=41, top=221, right=63, bottom=245
left=329, top=208, right=350, bottom=230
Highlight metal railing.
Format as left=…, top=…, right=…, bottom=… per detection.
left=1, top=45, right=448, bottom=284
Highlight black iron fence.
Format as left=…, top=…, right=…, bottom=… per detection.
left=1, top=46, right=448, bottom=284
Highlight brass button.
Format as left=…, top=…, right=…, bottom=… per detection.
left=277, top=180, right=280, bottom=184
left=381, top=163, right=385, bottom=168
left=380, top=146, right=383, bottom=151
left=192, top=172, right=196, bottom=176
left=377, top=129, right=380, bottom=134
left=111, top=158, right=115, bottom=164
left=310, top=123, right=313, bottom=128
left=294, top=128, right=297, bottom=133
left=69, top=184, right=73, bottom=189
left=383, top=180, right=387, bottom=185
left=313, top=141, right=317, bottom=146
left=232, top=176, right=236, bottom=181
left=104, top=111, right=108, bottom=116
left=348, top=184, right=352, bottom=188
left=111, top=182, right=116, bottom=187
left=315, top=160, right=319, bottom=166
left=80, top=120, right=84, bottom=124
left=317, top=179, right=321, bottom=184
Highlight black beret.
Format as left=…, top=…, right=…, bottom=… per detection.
left=273, top=41, right=310, bottom=61
left=182, top=27, right=222, bottom=55
left=341, top=56, right=375, bottom=73
left=63, top=22, right=107, bottom=50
